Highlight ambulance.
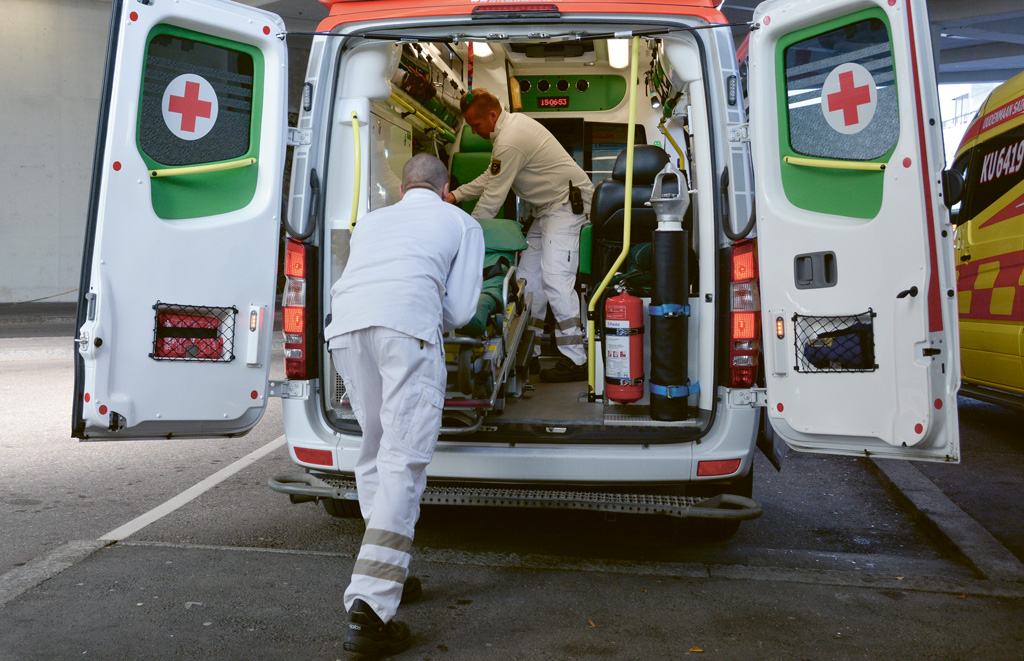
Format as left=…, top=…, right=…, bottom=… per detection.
left=951, top=71, right=1024, bottom=409
left=72, top=0, right=962, bottom=536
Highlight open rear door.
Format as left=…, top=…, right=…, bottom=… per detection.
left=72, top=0, right=288, bottom=440
left=748, top=0, right=960, bottom=462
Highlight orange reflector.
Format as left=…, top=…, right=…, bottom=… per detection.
left=697, top=459, right=742, bottom=477
left=732, top=311, right=757, bottom=340
left=285, top=240, right=305, bottom=278
left=731, top=242, right=756, bottom=281
left=282, top=306, right=304, bottom=334
left=294, top=447, right=333, bottom=466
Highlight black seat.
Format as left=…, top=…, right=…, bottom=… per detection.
left=588, top=145, right=681, bottom=286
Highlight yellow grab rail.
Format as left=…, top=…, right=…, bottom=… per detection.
left=149, top=157, right=256, bottom=178
left=389, top=91, right=457, bottom=143
left=658, top=117, right=687, bottom=165
left=783, top=155, right=886, bottom=171
left=350, top=111, right=361, bottom=232
left=587, top=36, right=641, bottom=398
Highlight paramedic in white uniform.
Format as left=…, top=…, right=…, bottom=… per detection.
left=446, top=89, right=594, bottom=382
left=326, top=153, right=483, bottom=656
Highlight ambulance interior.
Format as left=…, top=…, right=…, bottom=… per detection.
left=319, top=27, right=736, bottom=443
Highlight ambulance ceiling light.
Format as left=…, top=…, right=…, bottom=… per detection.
left=608, top=39, right=629, bottom=69
left=472, top=42, right=492, bottom=58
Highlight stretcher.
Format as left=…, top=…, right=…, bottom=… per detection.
left=442, top=218, right=533, bottom=434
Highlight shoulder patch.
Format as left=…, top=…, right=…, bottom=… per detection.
left=490, top=158, right=501, bottom=176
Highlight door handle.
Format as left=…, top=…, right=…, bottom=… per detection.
left=897, top=286, right=919, bottom=299
left=960, top=254, right=971, bottom=262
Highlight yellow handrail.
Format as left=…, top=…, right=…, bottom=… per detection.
left=587, top=36, right=640, bottom=397
left=389, top=90, right=457, bottom=143
left=658, top=117, right=687, bottom=164
left=350, top=112, right=361, bottom=232
left=149, top=157, right=256, bottom=178
left=783, top=155, right=886, bottom=171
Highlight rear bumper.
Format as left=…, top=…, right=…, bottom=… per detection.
left=282, top=392, right=760, bottom=483
left=268, top=472, right=763, bottom=521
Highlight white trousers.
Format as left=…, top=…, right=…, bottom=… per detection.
left=329, top=326, right=446, bottom=623
left=518, top=203, right=587, bottom=365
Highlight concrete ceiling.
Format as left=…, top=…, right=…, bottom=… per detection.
left=240, top=0, right=1022, bottom=84
left=721, top=0, right=1024, bottom=84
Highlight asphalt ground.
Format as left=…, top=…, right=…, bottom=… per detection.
left=1, top=303, right=1022, bottom=658
left=2, top=303, right=1020, bottom=567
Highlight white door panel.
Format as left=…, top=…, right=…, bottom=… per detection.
left=749, top=0, right=960, bottom=462
left=73, top=0, right=288, bottom=439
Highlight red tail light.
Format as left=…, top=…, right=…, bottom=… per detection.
left=729, top=240, right=760, bottom=388
left=283, top=239, right=307, bottom=379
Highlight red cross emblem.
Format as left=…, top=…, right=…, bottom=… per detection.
left=827, top=71, right=872, bottom=126
left=168, top=81, right=212, bottom=133
left=821, top=63, right=877, bottom=135
left=161, top=74, right=219, bottom=141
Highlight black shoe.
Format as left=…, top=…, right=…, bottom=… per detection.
left=528, top=357, right=541, bottom=375
left=400, top=576, right=421, bottom=605
left=344, top=599, right=412, bottom=657
left=540, top=357, right=588, bottom=383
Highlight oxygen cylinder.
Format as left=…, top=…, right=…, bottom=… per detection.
left=605, top=287, right=645, bottom=404
left=648, top=162, right=693, bottom=421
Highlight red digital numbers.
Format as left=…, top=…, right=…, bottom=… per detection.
left=538, top=96, right=570, bottom=108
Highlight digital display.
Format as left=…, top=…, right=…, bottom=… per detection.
left=538, top=96, right=570, bottom=108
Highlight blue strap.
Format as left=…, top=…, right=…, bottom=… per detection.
left=649, top=381, right=700, bottom=398
left=648, top=303, right=690, bottom=317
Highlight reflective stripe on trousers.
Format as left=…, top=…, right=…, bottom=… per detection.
left=518, top=203, right=587, bottom=365
left=330, top=326, right=446, bottom=622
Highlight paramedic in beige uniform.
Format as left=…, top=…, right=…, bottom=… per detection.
left=326, top=154, right=484, bottom=656
left=447, top=89, right=594, bottom=382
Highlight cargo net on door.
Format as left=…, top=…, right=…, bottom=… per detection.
left=793, top=309, right=876, bottom=373
left=151, top=302, right=237, bottom=362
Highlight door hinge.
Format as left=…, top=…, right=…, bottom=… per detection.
left=728, top=124, right=749, bottom=143
left=729, top=388, right=767, bottom=408
left=287, top=127, right=311, bottom=147
left=269, top=380, right=309, bottom=399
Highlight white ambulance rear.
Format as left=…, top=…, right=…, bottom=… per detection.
left=73, top=0, right=960, bottom=537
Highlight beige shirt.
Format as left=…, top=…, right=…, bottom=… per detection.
left=452, top=111, right=594, bottom=219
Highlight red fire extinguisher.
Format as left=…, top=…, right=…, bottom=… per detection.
left=605, top=286, right=644, bottom=404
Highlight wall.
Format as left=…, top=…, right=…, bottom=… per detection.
left=0, top=0, right=319, bottom=304
left=0, top=0, right=110, bottom=303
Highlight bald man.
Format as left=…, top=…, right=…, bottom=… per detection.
left=326, top=153, right=484, bottom=655
left=447, top=89, right=593, bottom=382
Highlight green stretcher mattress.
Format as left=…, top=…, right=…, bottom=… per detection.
left=457, top=218, right=528, bottom=337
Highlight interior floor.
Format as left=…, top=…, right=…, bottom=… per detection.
left=482, top=356, right=704, bottom=429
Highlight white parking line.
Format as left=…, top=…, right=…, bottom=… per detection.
left=100, top=435, right=287, bottom=542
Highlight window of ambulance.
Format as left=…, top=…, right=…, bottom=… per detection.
left=138, top=27, right=262, bottom=219
left=964, top=122, right=1024, bottom=223
left=534, top=119, right=647, bottom=187
left=779, top=12, right=899, bottom=219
